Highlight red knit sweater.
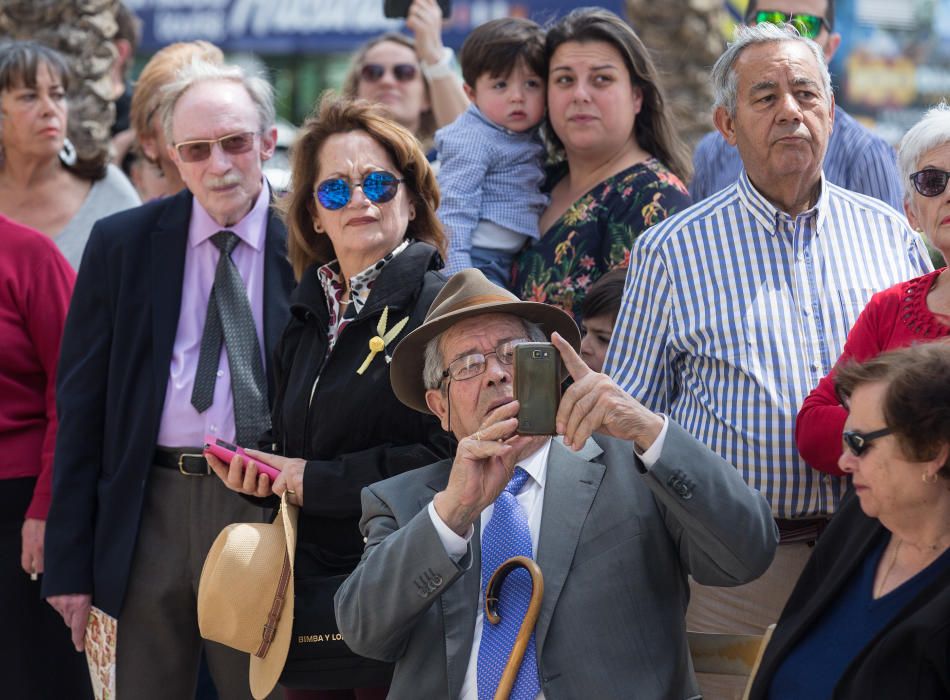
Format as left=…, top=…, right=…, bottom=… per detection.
left=0, top=214, right=75, bottom=519
left=796, top=268, right=950, bottom=475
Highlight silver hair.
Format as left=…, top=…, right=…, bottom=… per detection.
left=711, top=22, right=833, bottom=118
left=159, top=58, right=276, bottom=146
left=898, top=101, right=950, bottom=205
left=422, top=318, right=547, bottom=391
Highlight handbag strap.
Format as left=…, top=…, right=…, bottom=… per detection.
left=256, top=548, right=292, bottom=658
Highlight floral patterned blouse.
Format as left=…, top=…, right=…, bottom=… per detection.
left=511, top=158, right=691, bottom=321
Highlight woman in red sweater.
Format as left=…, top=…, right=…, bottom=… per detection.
left=0, top=214, right=92, bottom=697
left=797, top=103, right=950, bottom=475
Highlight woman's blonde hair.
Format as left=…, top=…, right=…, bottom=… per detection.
left=279, top=93, right=446, bottom=281
left=130, top=41, right=224, bottom=141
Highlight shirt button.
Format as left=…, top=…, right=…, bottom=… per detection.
left=209, top=424, right=217, bottom=432
left=216, top=370, right=224, bottom=377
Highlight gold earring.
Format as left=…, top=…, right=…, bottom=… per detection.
left=923, top=471, right=938, bottom=484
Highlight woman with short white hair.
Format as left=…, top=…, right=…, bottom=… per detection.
left=797, top=103, right=949, bottom=473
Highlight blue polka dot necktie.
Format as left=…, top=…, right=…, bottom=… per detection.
left=190, top=231, right=271, bottom=445
left=477, top=466, right=540, bottom=700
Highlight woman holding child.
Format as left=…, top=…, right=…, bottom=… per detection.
left=510, top=8, right=693, bottom=318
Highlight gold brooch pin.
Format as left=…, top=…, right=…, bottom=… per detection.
left=356, top=305, right=409, bottom=375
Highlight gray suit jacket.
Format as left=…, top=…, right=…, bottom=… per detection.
left=335, top=421, right=778, bottom=699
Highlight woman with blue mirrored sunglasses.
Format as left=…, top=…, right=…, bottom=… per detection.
left=314, top=170, right=405, bottom=210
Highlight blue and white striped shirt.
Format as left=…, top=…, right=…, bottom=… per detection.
left=435, top=104, right=548, bottom=275
left=604, top=171, right=931, bottom=517
left=689, top=107, right=905, bottom=212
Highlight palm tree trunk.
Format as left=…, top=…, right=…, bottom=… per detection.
left=626, top=0, right=729, bottom=149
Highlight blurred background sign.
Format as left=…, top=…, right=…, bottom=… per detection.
left=126, top=0, right=624, bottom=52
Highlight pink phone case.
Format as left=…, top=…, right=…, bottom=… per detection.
left=203, top=435, right=281, bottom=480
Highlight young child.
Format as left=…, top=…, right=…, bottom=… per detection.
left=578, top=268, right=626, bottom=373
left=435, top=17, right=547, bottom=287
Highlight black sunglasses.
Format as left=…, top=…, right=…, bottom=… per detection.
left=750, top=10, right=831, bottom=39
left=842, top=427, right=892, bottom=457
left=314, top=170, right=405, bottom=210
left=909, top=168, right=950, bottom=198
left=360, top=63, right=418, bottom=83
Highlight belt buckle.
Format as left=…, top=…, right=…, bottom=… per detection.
left=178, top=453, right=209, bottom=476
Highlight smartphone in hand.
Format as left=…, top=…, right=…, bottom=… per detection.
left=203, top=435, right=281, bottom=480
left=383, top=0, right=452, bottom=19
left=514, top=342, right=562, bottom=435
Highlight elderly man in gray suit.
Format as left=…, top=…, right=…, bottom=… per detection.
left=335, top=269, right=778, bottom=699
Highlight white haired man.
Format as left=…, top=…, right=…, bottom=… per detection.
left=605, top=22, right=932, bottom=699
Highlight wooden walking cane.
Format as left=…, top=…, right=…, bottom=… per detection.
left=484, top=555, right=544, bottom=700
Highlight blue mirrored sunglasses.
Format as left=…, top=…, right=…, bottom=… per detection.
left=314, top=170, right=405, bottom=210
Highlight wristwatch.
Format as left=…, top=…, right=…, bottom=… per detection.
left=420, top=47, right=456, bottom=80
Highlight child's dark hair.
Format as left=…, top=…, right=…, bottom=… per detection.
left=581, top=268, right=627, bottom=321
left=459, top=17, right=546, bottom=88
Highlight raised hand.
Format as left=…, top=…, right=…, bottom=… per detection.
left=406, top=0, right=446, bottom=66
left=434, top=400, right=543, bottom=536
left=552, top=332, right=663, bottom=451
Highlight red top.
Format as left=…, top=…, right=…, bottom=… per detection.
left=0, top=214, right=75, bottom=519
left=796, top=268, right=950, bottom=475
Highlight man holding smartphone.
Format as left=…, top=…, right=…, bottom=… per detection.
left=335, top=269, right=778, bottom=699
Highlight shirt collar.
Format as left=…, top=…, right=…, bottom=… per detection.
left=516, top=437, right=552, bottom=490
left=317, top=238, right=411, bottom=315
left=189, top=178, right=270, bottom=251
left=467, top=102, right=540, bottom=139
left=736, top=169, right=828, bottom=235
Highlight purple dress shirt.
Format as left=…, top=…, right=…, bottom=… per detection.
left=156, top=181, right=270, bottom=447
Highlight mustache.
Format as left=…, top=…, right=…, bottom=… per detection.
left=204, top=173, right=242, bottom=189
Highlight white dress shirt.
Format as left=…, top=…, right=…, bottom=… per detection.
left=428, top=418, right=670, bottom=699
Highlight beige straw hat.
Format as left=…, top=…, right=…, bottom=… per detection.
left=390, top=268, right=580, bottom=414
left=198, top=495, right=298, bottom=699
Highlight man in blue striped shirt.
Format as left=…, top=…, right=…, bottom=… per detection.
left=604, top=22, right=931, bottom=699
left=689, top=0, right=904, bottom=212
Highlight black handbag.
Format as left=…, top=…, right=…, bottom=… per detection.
left=278, top=547, right=393, bottom=690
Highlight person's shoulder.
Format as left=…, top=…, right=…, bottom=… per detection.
left=694, top=129, right=730, bottom=157
left=0, top=214, right=70, bottom=267
left=832, top=107, right=892, bottom=152
left=825, top=182, right=907, bottom=226
left=90, top=189, right=191, bottom=246
left=636, top=184, right=739, bottom=249
left=367, top=458, right=452, bottom=501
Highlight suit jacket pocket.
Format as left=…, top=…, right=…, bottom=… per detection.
left=570, top=514, right=642, bottom=569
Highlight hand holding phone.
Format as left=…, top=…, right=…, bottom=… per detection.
left=384, top=0, right=451, bottom=19
left=514, top=343, right=562, bottom=435
left=203, top=436, right=281, bottom=480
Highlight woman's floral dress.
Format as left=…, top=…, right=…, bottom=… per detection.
left=511, top=158, right=691, bottom=321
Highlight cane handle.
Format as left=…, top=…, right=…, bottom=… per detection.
left=484, top=555, right=544, bottom=700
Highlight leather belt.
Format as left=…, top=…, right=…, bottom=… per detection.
left=154, top=446, right=209, bottom=476
left=775, top=517, right=830, bottom=545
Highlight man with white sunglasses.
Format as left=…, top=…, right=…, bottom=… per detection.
left=43, top=59, right=294, bottom=699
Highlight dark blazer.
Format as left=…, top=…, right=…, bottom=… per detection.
left=42, top=189, right=295, bottom=616
left=336, top=423, right=779, bottom=699
left=271, top=240, right=455, bottom=569
left=749, top=492, right=950, bottom=699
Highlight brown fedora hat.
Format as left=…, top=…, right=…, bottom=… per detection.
left=390, top=268, right=581, bottom=414
left=198, top=495, right=299, bottom=699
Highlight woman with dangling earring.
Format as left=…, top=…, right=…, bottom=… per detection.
left=0, top=40, right=140, bottom=271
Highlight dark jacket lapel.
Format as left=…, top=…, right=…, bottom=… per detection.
left=150, top=190, right=192, bottom=408
left=262, top=205, right=293, bottom=400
